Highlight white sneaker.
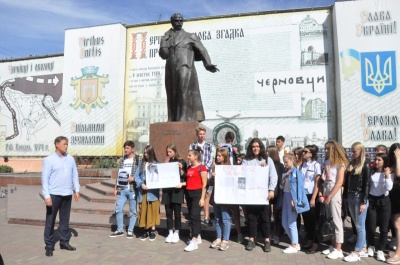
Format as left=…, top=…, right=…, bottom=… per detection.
left=377, top=250, right=386, bottom=261
left=165, top=232, right=173, bottom=243
left=283, top=246, right=298, bottom=254
left=348, top=234, right=357, bottom=243
left=367, top=246, right=375, bottom=257
left=184, top=240, right=198, bottom=252
left=359, top=250, right=368, bottom=258
left=186, top=235, right=202, bottom=245
left=344, top=252, right=360, bottom=262
left=273, top=235, right=280, bottom=245
left=171, top=232, right=180, bottom=244
left=327, top=249, right=344, bottom=259
left=322, top=246, right=334, bottom=255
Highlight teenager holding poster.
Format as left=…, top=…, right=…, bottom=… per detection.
left=109, top=141, right=140, bottom=239
left=210, top=149, right=231, bottom=251
left=135, top=145, right=160, bottom=242
left=163, top=144, right=187, bottom=244
left=243, top=138, right=277, bottom=252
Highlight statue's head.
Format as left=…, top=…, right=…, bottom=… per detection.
left=170, top=13, right=184, bottom=30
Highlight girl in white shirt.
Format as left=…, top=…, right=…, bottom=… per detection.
left=366, top=153, right=393, bottom=262
left=300, top=145, right=322, bottom=254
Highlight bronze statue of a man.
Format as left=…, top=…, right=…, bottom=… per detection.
left=159, top=13, right=218, bottom=122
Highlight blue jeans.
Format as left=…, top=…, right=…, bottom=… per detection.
left=282, top=192, right=298, bottom=244
left=115, top=189, right=137, bottom=232
left=214, top=204, right=231, bottom=240
left=347, top=193, right=369, bottom=252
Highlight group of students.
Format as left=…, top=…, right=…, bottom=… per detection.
left=108, top=129, right=400, bottom=263
left=314, top=141, right=400, bottom=264
left=108, top=127, right=212, bottom=253
left=267, top=140, right=400, bottom=264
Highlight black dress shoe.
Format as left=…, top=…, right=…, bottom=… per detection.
left=60, top=243, right=76, bottom=251
left=45, top=248, right=53, bottom=257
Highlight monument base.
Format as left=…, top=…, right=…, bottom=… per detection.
left=150, top=121, right=199, bottom=161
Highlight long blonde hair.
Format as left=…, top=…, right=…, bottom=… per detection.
left=348, top=142, right=366, bottom=175
left=325, top=140, right=348, bottom=167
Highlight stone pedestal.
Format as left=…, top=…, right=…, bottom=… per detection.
left=150, top=121, right=199, bottom=161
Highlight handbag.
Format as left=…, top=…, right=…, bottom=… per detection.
left=317, top=203, right=335, bottom=242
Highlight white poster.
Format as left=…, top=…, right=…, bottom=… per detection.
left=214, top=165, right=269, bottom=205
left=117, top=169, right=130, bottom=187
left=146, top=162, right=180, bottom=189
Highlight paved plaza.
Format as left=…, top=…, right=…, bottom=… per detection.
left=0, top=185, right=389, bottom=265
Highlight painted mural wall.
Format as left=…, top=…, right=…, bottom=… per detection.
left=125, top=9, right=335, bottom=154
left=62, top=23, right=127, bottom=156
left=334, top=0, right=399, bottom=148
left=0, top=56, right=63, bottom=156
left=0, top=7, right=352, bottom=157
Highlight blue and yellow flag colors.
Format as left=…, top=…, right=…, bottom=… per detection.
left=340, top=49, right=360, bottom=81
left=340, top=49, right=397, bottom=97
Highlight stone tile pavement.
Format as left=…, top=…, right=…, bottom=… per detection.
left=0, top=185, right=390, bottom=265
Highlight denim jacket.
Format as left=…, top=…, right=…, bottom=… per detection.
left=288, top=167, right=310, bottom=214
left=135, top=161, right=160, bottom=203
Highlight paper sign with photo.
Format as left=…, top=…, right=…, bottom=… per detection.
left=117, top=169, right=130, bottom=187
left=214, top=165, right=269, bottom=205
left=146, top=162, right=181, bottom=189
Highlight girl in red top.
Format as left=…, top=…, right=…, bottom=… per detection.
left=184, top=147, right=208, bottom=252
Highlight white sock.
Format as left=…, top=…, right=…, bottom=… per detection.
left=169, top=229, right=173, bottom=235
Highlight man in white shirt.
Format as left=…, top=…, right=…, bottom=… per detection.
left=42, top=136, right=80, bottom=257
left=276, top=135, right=286, bottom=163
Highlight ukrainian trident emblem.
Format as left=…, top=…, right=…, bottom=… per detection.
left=361, top=51, right=397, bottom=97
left=70, top=66, right=109, bottom=113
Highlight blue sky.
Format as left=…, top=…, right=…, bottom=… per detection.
left=0, top=0, right=335, bottom=60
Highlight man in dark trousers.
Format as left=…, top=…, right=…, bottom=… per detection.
left=159, top=13, right=218, bottom=122
left=41, top=136, right=80, bottom=257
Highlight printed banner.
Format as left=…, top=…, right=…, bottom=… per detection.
left=333, top=0, right=400, bottom=147
left=125, top=9, right=335, bottom=155
left=0, top=56, right=63, bottom=156
left=62, top=23, right=127, bottom=156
